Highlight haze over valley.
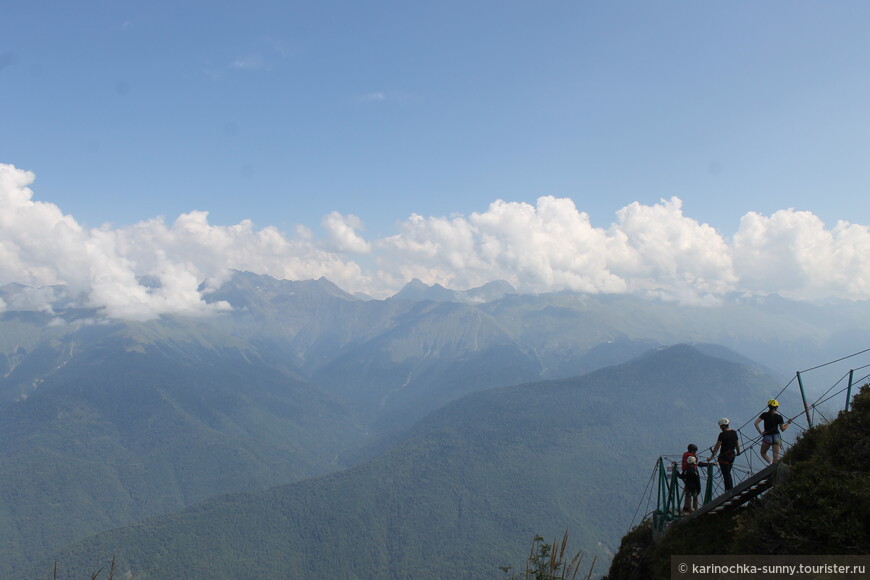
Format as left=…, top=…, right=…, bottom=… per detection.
left=1, top=272, right=868, bottom=577
left=3, top=2, right=870, bottom=577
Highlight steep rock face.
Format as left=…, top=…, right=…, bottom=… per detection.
left=606, top=384, right=870, bottom=580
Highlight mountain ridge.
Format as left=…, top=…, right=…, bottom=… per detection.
left=1, top=272, right=868, bottom=575
left=22, top=345, right=787, bottom=580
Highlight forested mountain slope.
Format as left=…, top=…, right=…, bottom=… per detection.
left=606, top=384, right=870, bottom=580
left=0, top=319, right=361, bottom=576
left=2, top=272, right=867, bottom=576
left=27, top=346, right=783, bottom=580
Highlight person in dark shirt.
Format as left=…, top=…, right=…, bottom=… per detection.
left=708, top=417, right=740, bottom=491
left=754, top=399, right=792, bottom=463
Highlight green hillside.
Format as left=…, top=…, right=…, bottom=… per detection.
left=606, top=384, right=870, bottom=580
left=25, top=346, right=782, bottom=580
left=4, top=274, right=867, bottom=579
left=0, top=322, right=362, bottom=576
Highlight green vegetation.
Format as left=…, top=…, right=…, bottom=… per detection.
left=5, top=273, right=864, bottom=578
left=16, top=346, right=782, bottom=579
left=0, top=325, right=362, bottom=576
left=604, top=520, right=655, bottom=580
left=51, top=557, right=132, bottom=580
left=501, top=531, right=596, bottom=580
left=606, top=384, right=870, bottom=579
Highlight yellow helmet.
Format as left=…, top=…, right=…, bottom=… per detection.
left=768, top=399, right=779, bottom=407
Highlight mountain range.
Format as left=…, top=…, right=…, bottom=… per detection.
left=0, top=271, right=867, bottom=576
left=21, top=345, right=787, bottom=579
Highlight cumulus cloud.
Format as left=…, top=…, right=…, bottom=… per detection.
left=0, top=165, right=234, bottom=320
left=733, top=209, right=870, bottom=300
left=2, top=286, right=63, bottom=313
left=1, top=163, right=869, bottom=320
left=610, top=197, right=737, bottom=299
left=375, top=196, right=737, bottom=302
left=322, top=212, right=371, bottom=254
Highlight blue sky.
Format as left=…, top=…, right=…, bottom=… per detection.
left=4, top=1, right=869, bottom=234
left=2, top=2, right=870, bottom=317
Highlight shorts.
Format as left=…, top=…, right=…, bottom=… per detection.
left=762, top=433, right=781, bottom=445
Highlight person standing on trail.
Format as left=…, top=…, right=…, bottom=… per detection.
left=681, top=443, right=698, bottom=473
left=754, top=399, right=792, bottom=463
left=708, top=418, right=740, bottom=492
left=677, top=444, right=701, bottom=514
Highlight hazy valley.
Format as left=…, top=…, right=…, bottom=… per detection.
left=1, top=272, right=868, bottom=578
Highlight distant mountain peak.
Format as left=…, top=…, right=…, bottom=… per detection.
left=460, top=280, right=516, bottom=303
left=391, top=279, right=516, bottom=303
left=392, top=279, right=457, bottom=302
left=210, top=271, right=358, bottom=305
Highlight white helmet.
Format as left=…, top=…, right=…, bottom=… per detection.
left=718, top=417, right=730, bottom=426
left=687, top=456, right=697, bottom=464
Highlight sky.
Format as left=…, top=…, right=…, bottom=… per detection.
left=1, top=1, right=870, bottom=320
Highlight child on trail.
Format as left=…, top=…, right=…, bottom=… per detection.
left=677, top=444, right=701, bottom=513
left=754, top=399, right=792, bottom=463
left=682, top=456, right=701, bottom=513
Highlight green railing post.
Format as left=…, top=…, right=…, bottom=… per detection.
left=653, top=457, right=686, bottom=535
left=656, top=458, right=667, bottom=512
left=703, top=463, right=714, bottom=504
left=796, top=371, right=813, bottom=428
left=846, top=369, right=854, bottom=412
left=653, top=457, right=669, bottom=534
left=663, top=459, right=673, bottom=517
left=667, top=462, right=682, bottom=518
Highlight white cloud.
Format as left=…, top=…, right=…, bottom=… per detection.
left=3, top=286, right=61, bottom=313
left=322, top=212, right=371, bottom=254
left=609, top=197, right=737, bottom=298
left=2, top=162, right=869, bottom=320
left=376, top=196, right=736, bottom=303
left=733, top=209, right=870, bottom=300
left=0, top=164, right=234, bottom=320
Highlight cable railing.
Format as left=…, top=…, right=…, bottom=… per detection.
left=636, top=347, right=870, bottom=537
